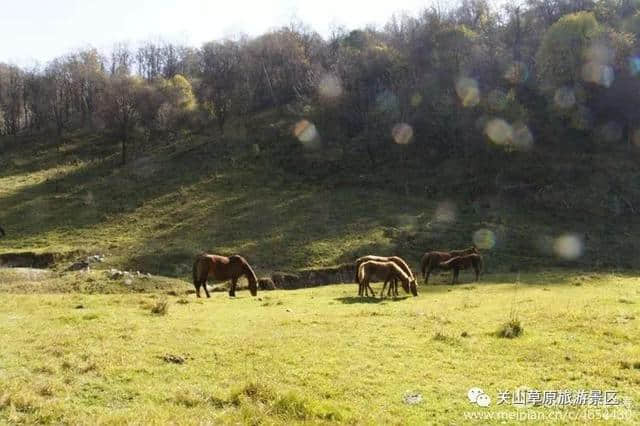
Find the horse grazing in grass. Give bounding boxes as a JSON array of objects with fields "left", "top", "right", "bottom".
[
  {"left": 438, "top": 254, "right": 483, "bottom": 284},
  {"left": 420, "top": 246, "right": 478, "bottom": 284},
  {"left": 192, "top": 254, "right": 258, "bottom": 298},
  {"left": 355, "top": 255, "right": 418, "bottom": 296},
  {"left": 357, "top": 260, "right": 412, "bottom": 298}
]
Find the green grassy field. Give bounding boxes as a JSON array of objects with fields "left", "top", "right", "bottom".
[
  {"left": 2, "top": 132, "right": 640, "bottom": 424},
  {"left": 0, "top": 271, "right": 638, "bottom": 424}
]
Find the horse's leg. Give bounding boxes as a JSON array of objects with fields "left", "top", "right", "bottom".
[
  {"left": 229, "top": 277, "right": 237, "bottom": 297},
  {"left": 425, "top": 267, "right": 431, "bottom": 284},
  {"left": 453, "top": 268, "right": 459, "bottom": 284},
  {"left": 203, "top": 279, "right": 211, "bottom": 298},
  {"left": 381, "top": 279, "right": 388, "bottom": 298},
  {"left": 194, "top": 281, "right": 201, "bottom": 298},
  {"left": 475, "top": 265, "right": 479, "bottom": 282},
  {"left": 365, "top": 279, "right": 375, "bottom": 297}
]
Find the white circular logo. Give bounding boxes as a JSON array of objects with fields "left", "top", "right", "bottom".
[
  {"left": 477, "top": 393, "right": 491, "bottom": 407},
  {"left": 468, "top": 387, "right": 484, "bottom": 403},
  {"left": 468, "top": 387, "right": 491, "bottom": 407}
]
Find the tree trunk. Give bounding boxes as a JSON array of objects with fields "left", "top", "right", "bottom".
[{"left": 121, "top": 131, "right": 127, "bottom": 165}]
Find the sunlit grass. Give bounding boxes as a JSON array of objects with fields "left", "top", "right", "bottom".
[{"left": 0, "top": 273, "right": 638, "bottom": 424}]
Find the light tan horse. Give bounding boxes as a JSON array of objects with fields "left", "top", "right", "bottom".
[
  {"left": 354, "top": 255, "right": 418, "bottom": 296},
  {"left": 192, "top": 254, "right": 258, "bottom": 297},
  {"left": 357, "top": 260, "right": 411, "bottom": 298},
  {"left": 420, "top": 246, "right": 478, "bottom": 283}
]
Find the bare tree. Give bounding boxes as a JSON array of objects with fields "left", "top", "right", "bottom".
[{"left": 101, "top": 75, "right": 139, "bottom": 164}]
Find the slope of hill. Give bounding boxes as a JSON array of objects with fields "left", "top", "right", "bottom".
[{"left": 1, "top": 119, "right": 640, "bottom": 279}]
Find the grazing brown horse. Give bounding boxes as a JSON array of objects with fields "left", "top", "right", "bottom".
[
  {"left": 420, "top": 246, "right": 478, "bottom": 284},
  {"left": 192, "top": 254, "right": 258, "bottom": 298},
  {"left": 438, "top": 254, "right": 483, "bottom": 284},
  {"left": 357, "top": 260, "right": 411, "bottom": 298},
  {"left": 354, "top": 255, "right": 418, "bottom": 296}
]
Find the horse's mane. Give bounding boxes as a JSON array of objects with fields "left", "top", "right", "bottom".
[
  {"left": 231, "top": 255, "right": 258, "bottom": 284},
  {"left": 389, "top": 262, "right": 411, "bottom": 282},
  {"left": 388, "top": 256, "right": 415, "bottom": 281}
]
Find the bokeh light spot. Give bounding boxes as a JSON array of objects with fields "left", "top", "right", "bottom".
[
  {"left": 434, "top": 200, "right": 456, "bottom": 223},
  {"left": 473, "top": 229, "right": 496, "bottom": 250},
  {"left": 553, "top": 234, "right": 583, "bottom": 260},
  {"left": 391, "top": 123, "right": 414, "bottom": 145},
  {"left": 318, "top": 74, "right": 343, "bottom": 99},
  {"left": 410, "top": 93, "right": 423, "bottom": 108},
  {"left": 293, "top": 120, "right": 321, "bottom": 149},
  {"left": 485, "top": 118, "right": 513, "bottom": 145},
  {"left": 455, "top": 77, "right": 480, "bottom": 107},
  {"left": 554, "top": 87, "right": 576, "bottom": 109},
  {"left": 83, "top": 191, "right": 94, "bottom": 206},
  {"left": 629, "top": 56, "right": 640, "bottom": 76},
  {"left": 582, "top": 62, "right": 614, "bottom": 87}
]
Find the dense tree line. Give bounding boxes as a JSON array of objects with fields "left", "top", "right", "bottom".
[{"left": 1, "top": 0, "right": 640, "bottom": 165}]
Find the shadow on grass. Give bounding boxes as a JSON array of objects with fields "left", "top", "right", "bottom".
[{"left": 335, "top": 296, "right": 411, "bottom": 304}]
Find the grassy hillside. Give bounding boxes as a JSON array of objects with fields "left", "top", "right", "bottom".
[
  {"left": 0, "top": 273, "right": 638, "bottom": 424},
  {"left": 1, "top": 128, "right": 640, "bottom": 424},
  {"left": 1, "top": 125, "right": 640, "bottom": 279}
]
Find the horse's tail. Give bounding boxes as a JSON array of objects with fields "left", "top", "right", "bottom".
[
  {"left": 420, "top": 253, "right": 428, "bottom": 278},
  {"left": 357, "top": 262, "right": 366, "bottom": 284},
  {"left": 192, "top": 256, "right": 202, "bottom": 286}
]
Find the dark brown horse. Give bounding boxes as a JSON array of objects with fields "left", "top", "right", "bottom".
[
  {"left": 420, "top": 246, "right": 478, "bottom": 284},
  {"left": 354, "top": 255, "right": 418, "bottom": 296},
  {"left": 438, "top": 254, "right": 483, "bottom": 284},
  {"left": 192, "top": 254, "right": 258, "bottom": 298},
  {"left": 357, "top": 260, "right": 412, "bottom": 298}
]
